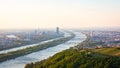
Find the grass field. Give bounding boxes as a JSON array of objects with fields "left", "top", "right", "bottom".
[{"left": 92, "top": 47, "right": 120, "bottom": 56}]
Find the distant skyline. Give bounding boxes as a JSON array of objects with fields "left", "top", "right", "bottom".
[{"left": 0, "top": 0, "right": 120, "bottom": 29}]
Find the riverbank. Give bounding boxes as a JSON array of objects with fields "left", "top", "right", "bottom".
[
  {"left": 0, "top": 31, "right": 86, "bottom": 68},
  {"left": 0, "top": 32, "right": 64, "bottom": 51},
  {"left": 25, "top": 33, "right": 120, "bottom": 68},
  {"left": 0, "top": 32, "right": 75, "bottom": 62}
]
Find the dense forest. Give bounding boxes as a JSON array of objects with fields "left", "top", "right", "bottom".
[
  {"left": 25, "top": 48, "right": 120, "bottom": 68},
  {"left": 0, "top": 32, "right": 75, "bottom": 62}
]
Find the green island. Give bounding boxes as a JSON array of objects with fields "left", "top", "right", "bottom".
[
  {"left": 25, "top": 34, "right": 120, "bottom": 68},
  {"left": 0, "top": 32, "right": 75, "bottom": 63},
  {"left": 0, "top": 32, "right": 64, "bottom": 51}
]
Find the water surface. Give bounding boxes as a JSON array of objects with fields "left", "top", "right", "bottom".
[{"left": 0, "top": 32, "right": 86, "bottom": 68}]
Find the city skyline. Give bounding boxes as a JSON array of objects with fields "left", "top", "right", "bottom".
[{"left": 0, "top": 0, "right": 120, "bottom": 29}]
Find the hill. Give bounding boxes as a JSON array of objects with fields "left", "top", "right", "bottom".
[{"left": 25, "top": 48, "right": 120, "bottom": 68}]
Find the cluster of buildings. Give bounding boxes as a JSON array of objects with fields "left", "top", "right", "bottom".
[
  {"left": 82, "top": 30, "right": 120, "bottom": 48},
  {"left": 0, "top": 27, "right": 61, "bottom": 50},
  {"left": 90, "top": 31, "right": 120, "bottom": 42}
]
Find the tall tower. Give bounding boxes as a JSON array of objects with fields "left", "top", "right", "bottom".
[
  {"left": 56, "top": 27, "right": 59, "bottom": 34},
  {"left": 90, "top": 31, "right": 93, "bottom": 37},
  {"left": 27, "top": 32, "right": 31, "bottom": 41}
]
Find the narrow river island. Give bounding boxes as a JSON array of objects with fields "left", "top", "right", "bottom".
[{"left": 0, "top": 31, "right": 86, "bottom": 68}]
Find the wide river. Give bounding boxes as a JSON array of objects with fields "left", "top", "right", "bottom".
[{"left": 0, "top": 31, "right": 86, "bottom": 68}]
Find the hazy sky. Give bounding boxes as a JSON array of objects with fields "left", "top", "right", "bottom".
[{"left": 0, "top": 0, "right": 120, "bottom": 29}]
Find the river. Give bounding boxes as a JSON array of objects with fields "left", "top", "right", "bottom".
[
  {"left": 0, "top": 32, "right": 70, "bottom": 54},
  {"left": 0, "top": 31, "right": 86, "bottom": 68}
]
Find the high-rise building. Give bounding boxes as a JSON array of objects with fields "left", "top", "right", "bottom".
[
  {"left": 26, "top": 32, "right": 31, "bottom": 41},
  {"left": 56, "top": 27, "right": 59, "bottom": 34},
  {"left": 90, "top": 31, "right": 94, "bottom": 37}
]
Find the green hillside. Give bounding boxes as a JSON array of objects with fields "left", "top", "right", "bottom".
[
  {"left": 25, "top": 48, "right": 120, "bottom": 68},
  {"left": 92, "top": 47, "right": 120, "bottom": 56}
]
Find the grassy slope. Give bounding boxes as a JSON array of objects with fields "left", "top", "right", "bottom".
[{"left": 92, "top": 47, "right": 120, "bottom": 56}]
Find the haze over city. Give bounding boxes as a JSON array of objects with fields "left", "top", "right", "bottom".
[
  {"left": 0, "top": 0, "right": 120, "bottom": 29},
  {"left": 0, "top": 0, "right": 120, "bottom": 68}
]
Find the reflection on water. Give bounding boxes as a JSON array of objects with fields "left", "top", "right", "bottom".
[{"left": 0, "top": 32, "right": 86, "bottom": 68}]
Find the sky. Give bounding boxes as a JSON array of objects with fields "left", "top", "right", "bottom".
[{"left": 0, "top": 0, "right": 120, "bottom": 29}]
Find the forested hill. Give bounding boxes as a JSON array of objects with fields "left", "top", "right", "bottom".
[{"left": 25, "top": 48, "right": 120, "bottom": 68}]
